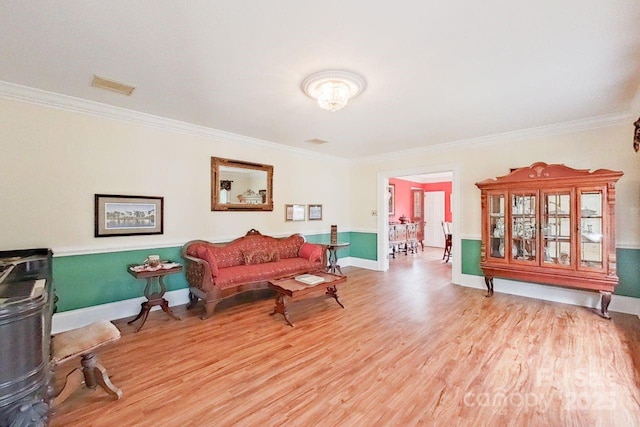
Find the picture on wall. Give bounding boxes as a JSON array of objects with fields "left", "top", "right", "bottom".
[
  {"left": 388, "top": 184, "right": 395, "bottom": 215},
  {"left": 95, "top": 194, "right": 164, "bottom": 237},
  {"left": 308, "top": 204, "right": 323, "bottom": 220},
  {"left": 285, "top": 204, "right": 305, "bottom": 221}
]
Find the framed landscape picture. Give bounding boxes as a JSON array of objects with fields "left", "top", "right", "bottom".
[{"left": 95, "top": 194, "right": 164, "bottom": 237}]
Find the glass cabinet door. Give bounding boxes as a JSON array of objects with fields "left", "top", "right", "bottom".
[
  {"left": 511, "top": 192, "right": 537, "bottom": 262},
  {"left": 542, "top": 191, "right": 572, "bottom": 267},
  {"left": 579, "top": 190, "right": 604, "bottom": 270},
  {"left": 488, "top": 193, "right": 505, "bottom": 259}
]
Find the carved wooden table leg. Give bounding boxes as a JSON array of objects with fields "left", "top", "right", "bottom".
[
  {"left": 127, "top": 302, "right": 146, "bottom": 325},
  {"left": 484, "top": 276, "right": 494, "bottom": 297},
  {"left": 128, "top": 275, "right": 181, "bottom": 332},
  {"left": 160, "top": 298, "right": 182, "bottom": 321},
  {"left": 270, "top": 294, "right": 294, "bottom": 327},
  {"left": 326, "top": 285, "right": 345, "bottom": 308},
  {"left": 599, "top": 291, "right": 612, "bottom": 319}
]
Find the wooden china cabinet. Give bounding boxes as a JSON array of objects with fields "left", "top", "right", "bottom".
[{"left": 475, "top": 162, "right": 623, "bottom": 318}]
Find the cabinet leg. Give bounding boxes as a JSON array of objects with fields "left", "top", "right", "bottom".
[
  {"left": 484, "top": 276, "right": 494, "bottom": 298},
  {"left": 599, "top": 291, "right": 612, "bottom": 319}
]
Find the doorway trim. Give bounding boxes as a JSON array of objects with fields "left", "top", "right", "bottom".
[{"left": 377, "top": 164, "right": 461, "bottom": 284}]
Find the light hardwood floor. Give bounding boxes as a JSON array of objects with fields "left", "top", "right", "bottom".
[{"left": 51, "top": 248, "right": 640, "bottom": 426}]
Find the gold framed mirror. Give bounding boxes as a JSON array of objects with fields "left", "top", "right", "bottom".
[{"left": 211, "top": 157, "right": 274, "bottom": 211}]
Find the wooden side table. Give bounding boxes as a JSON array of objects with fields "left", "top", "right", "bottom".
[
  {"left": 325, "top": 242, "right": 349, "bottom": 275},
  {"left": 127, "top": 263, "right": 182, "bottom": 332}
]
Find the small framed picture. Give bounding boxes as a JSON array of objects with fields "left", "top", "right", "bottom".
[
  {"left": 388, "top": 184, "right": 395, "bottom": 215},
  {"left": 285, "top": 204, "right": 306, "bottom": 221},
  {"left": 95, "top": 194, "right": 164, "bottom": 237},
  {"left": 308, "top": 204, "right": 323, "bottom": 220}
]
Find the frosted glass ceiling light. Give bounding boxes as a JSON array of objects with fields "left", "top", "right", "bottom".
[{"left": 302, "top": 70, "right": 365, "bottom": 112}]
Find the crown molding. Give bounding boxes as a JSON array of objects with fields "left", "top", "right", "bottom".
[
  {"left": 0, "top": 80, "right": 346, "bottom": 163},
  {"left": 1, "top": 80, "right": 632, "bottom": 164},
  {"left": 357, "top": 111, "right": 634, "bottom": 163}
]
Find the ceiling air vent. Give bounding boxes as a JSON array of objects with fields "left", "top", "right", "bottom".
[
  {"left": 305, "top": 138, "right": 328, "bottom": 145},
  {"left": 91, "top": 75, "right": 136, "bottom": 96}
]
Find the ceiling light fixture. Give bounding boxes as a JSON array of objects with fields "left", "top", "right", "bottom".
[{"left": 302, "top": 70, "right": 365, "bottom": 112}]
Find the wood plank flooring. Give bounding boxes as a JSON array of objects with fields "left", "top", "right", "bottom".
[{"left": 51, "top": 248, "right": 640, "bottom": 426}]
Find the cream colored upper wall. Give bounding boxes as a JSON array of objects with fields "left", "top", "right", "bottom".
[
  {"left": 351, "top": 123, "right": 640, "bottom": 248},
  {"left": 0, "top": 98, "right": 351, "bottom": 253},
  {"left": 3, "top": 96, "right": 638, "bottom": 254}
]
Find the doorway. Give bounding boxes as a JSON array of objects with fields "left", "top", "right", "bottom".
[{"left": 378, "top": 169, "right": 456, "bottom": 276}]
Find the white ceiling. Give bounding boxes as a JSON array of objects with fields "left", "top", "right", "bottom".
[
  {"left": 1, "top": 1, "right": 639, "bottom": 159},
  {"left": 399, "top": 172, "right": 453, "bottom": 184}
]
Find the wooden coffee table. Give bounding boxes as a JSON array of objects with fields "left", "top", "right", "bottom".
[{"left": 268, "top": 271, "right": 346, "bottom": 327}]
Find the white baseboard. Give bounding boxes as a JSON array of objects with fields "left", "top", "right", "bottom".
[
  {"left": 52, "top": 288, "right": 191, "bottom": 334},
  {"left": 342, "top": 256, "right": 378, "bottom": 271},
  {"left": 458, "top": 274, "right": 640, "bottom": 317}
]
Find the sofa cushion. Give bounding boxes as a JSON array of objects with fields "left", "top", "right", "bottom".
[
  {"left": 198, "top": 246, "right": 220, "bottom": 276},
  {"left": 242, "top": 249, "right": 279, "bottom": 265},
  {"left": 215, "top": 257, "right": 319, "bottom": 288},
  {"left": 299, "top": 242, "right": 324, "bottom": 263},
  {"left": 186, "top": 243, "right": 204, "bottom": 257},
  {"left": 210, "top": 245, "right": 245, "bottom": 269},
  {"left": 276, "top": 234, "right": 305, "bottom": 259}
]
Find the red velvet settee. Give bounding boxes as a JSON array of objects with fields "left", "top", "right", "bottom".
[{"left": 181, "top": 229, "right": 326, "bottom": 319}]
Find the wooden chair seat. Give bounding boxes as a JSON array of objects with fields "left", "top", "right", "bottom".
[{"left": 51, "top": 321, "right": 123, "bottom": 407}]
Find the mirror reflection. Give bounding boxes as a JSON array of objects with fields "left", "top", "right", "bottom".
[{"left": 211, "top": 157, "right": 273, "bottom": 211}]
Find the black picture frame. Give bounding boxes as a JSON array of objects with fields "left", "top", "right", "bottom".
[{"left": 95, "top": 194, "right": 164, "bottom": 237}]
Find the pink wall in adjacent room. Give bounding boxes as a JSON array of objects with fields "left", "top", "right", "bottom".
[
  {"left": 389, "top": 178, "right": 416, "bottom": 222},
  {"left": 389, "top": 178, "right": 452, "bottom": 223}
]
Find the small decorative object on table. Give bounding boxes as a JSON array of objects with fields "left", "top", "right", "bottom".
[
  {"left": 295, "top": 274, "right": 325, "bottom": 285},
  {"left": 145, "top": 254, "right": 160, "bottom": 267},
  {"left": 330, "top": 225, "right": 338, "bottom": 245}
]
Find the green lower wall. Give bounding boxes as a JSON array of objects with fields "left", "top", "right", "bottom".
[
  {"left": 460, "top": 238, "right": 640, "bottom": 298},
  {"left": 53, "top": 231, "right": 378, "bottom": 312},
  {"left": 461, "top": 239, "right": 483, "bottom": 276},
  {"left": 56, "top": 234, "right": 636, "bottom": 312},
  {"left": 53, "top": 247, "right": 188, "bottom": 312},
  {"left": 616, "top": 248, "right": 640, "bottom": 297}
]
